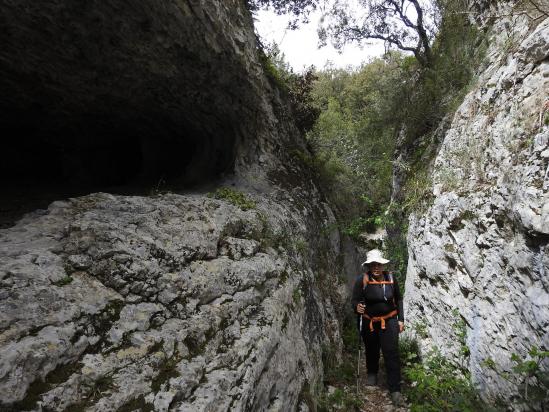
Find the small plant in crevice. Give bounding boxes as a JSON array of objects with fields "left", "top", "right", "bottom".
[
  {"left": 412, "top": 320, "right": 429, "bottom": 339},
  {"left": 451, "top": 308, "right": 471, "bottom": 365},
  {"left": 401, "top": 322, "right": 489, "bottom": 411},
  {"left": 304, "top": 315, "right": 364, "bottom": 412},
  {"left": 402, "top": 169, "right": 435, "bottom": 215},
  {"left": 208, "top": 187, "right": 256, "bottom": 211},
  {"left": 292, "top": 287, "right": 302, "bottom": 305},
  {"left": 53, "top": 275, "right": 74, "bottom": 286}
]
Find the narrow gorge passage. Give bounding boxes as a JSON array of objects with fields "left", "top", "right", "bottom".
[{"left": 1, "top": 0, "right": 548, "bottom": 411}]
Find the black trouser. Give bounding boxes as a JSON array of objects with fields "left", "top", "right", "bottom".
[{"left": 361, "top": 316, "right": 401, "bottom": 392}]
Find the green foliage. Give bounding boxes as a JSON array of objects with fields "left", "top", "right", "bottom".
[
  {"left": 452, "top": 309, "right": 471, "bottom": 360},
  {"left": 317, "top": 315, "right": 363, "bottom": 410},
  {"left": 246, "top": 0, "right": 317, "bottom": 29},
  {"left": 292, "top": 287, "right": 302, "bottom": 305},
  {"left": 413, "top": 321, "right": 429, "bottom": 340},
  {"left": 401, "top": 169, "right": 435, "bottom": 214},
  {"left": 390, "top": 0, "right": 488, "bottom": 214},
  {"left": 321, "top": 342, "right": 356, "bottom": 386},
  {"left": 291, "top": 147, "right": 367, "bottom": 225},
  {"left": 255, "top": 0, "right": 488, "bottom": 287},
  {"left": 53, "top": 276, "right": 73, "bottom": 286},
  {"left": 317, "top": 387, "right": 362, "bottom": 412},
  {"left": 320, "top": 0, "right": 436, "bottom": 68},
  {"left": 303, "top": 54, "right": 407, "bottom": 244},
  {"left": 404, "top": 350, "right": 486, "bottom": 412},
  {"left": 292, "top": 238, "right": 308, "bottom": 255},
  {"left": 400, "top": 336, "right": 422, "bottom": 366},
  {"left": 404, "top": 309, "right": 474, "bottom": 412},
  {"left": 208, "top": 187, "right": 256, "bottom": 211},
  {"left": 483, "top": 346, "right": 549, "bottom": 409},
  {"left": 259, "top": 43, "right": 320, "bottom": 134},
  {"left": 258, "top": 48, "right": 288, "bottom": 90},
  {"left": 341, "top": 317, "right": 360, "bottom": 352},
  {"left": 383, "top": 215, "right": 408, "bottom": 287},
  {"left": 341, "top": 217, "right": 371, "bottom": 240}
]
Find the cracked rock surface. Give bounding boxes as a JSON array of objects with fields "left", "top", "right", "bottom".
[
  {"left": 1, "top": 191, "right": 344, "bottom": 411},
  {"left": 0, "top": 1, "right": 352, "bottom": 409},
  {"left": 404, "top": 7, "right": 549, "bottom": 406}
]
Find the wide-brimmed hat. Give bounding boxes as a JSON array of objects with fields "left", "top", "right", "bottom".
[{"left": 362, "top": 249, "right": 390, "bottom": 266}]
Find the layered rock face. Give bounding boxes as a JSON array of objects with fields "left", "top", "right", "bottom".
[
  {"left": 0, "top": 1, "right": 348, "bottom": 411},
  {"left": 1, "top": 191, "right": 343, "bottom": 411},
  {"left": 404, "top": 4, "right": 549, "bottom": 406}
]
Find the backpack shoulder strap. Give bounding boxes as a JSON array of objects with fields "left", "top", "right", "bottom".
[{"left": 365, "top": 272, "right": 394, "bottom": 285}]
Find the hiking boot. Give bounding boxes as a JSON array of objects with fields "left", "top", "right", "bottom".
[
  {"left": 390, "top": 391, "right": 405, "bottom": 407},
  {"left": 366, "top": 373, "right": 377, "bottom": 386}
]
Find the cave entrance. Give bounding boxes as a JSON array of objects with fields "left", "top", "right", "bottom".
[{"left": 0, "top": 108, "right": 237, "bottom": 228}]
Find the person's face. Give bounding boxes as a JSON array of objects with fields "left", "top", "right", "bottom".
[{"left": 369, "top": 262, "right": 385, "bottom": 274}]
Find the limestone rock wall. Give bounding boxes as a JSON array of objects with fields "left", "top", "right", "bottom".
[
  {"left": 404, "top": 4, "right": 549, "bottom": 406},
  {"left": 0, "top": 0, "right": 347, "bottom": 411},
  {"left": 1, "top": 190, "right": 343, "bottom": 411}
]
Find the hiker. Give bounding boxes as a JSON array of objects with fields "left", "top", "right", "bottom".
[{"left": 351, "top": 249, "right": 405, "bottom": 407}]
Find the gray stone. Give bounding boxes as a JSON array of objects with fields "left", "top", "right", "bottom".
[
  {"left": 0, "top": 191, "right": 346, "bottom": 411},
  {"left": 404, "top": 9, "right": 549, "bottom": 408}
]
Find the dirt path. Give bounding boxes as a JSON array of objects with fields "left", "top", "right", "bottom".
[{"left": 355, "top": 357, "right": 409, "bottom": 412}]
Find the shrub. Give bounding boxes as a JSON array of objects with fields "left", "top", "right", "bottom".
[
  {"left": 483, "top": 346, "right": 549, "bottom": 410},
  {"left": 208, "top": 187, "right": 256, "bottom": 211},
  {"left": 400, "top": 336, "right": 421, "bottom": 367},
  {"left": 404, "top": 349, "right": 487, "bottom": 412},
  {"left": 259, "top": 42, "right": 320, "bottom": 134},
  {"left": 317, "top": 387, "right": 362, "bottom": 412}
]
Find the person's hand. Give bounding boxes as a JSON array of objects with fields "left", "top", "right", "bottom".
[
  {"left": 356, "top": 304, "right": 365, "bottom": 314},
  {"left": 398, "top": 321, "right": 405, "bottom": 333}
]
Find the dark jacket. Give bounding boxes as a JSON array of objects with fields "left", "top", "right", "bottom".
[{"left": 351, "top": 272, "right": 404, "bottom": 322}]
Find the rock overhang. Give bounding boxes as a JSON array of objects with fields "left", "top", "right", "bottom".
[{"left": 0, "top": 0, "right": 263, "bottom": 189}]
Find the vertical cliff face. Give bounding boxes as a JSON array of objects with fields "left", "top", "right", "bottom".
[
  {"left": 404, "top": 2, "right": 548, "bottom": 405},
  {"left": 0, "top": 1, "right": 348, "bottom": 411}
]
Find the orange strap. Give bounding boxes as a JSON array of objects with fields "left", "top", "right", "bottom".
[
  {"left": 362, "top": 274, "right": 394, "bottom": 287},
  {"left": 362, "top": 310, "right": 398, "bottom": 332}
]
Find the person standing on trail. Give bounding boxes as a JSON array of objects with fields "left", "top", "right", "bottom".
[{"left": 351, "top": 249, "right": 405, "bottom": 407}]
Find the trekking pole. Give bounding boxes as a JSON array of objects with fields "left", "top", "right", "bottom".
[
  {"left": 357, "top": 345, "right": 361, "bottom": 395},
  {"left": 356, "top": 313, "right": 363, "bottom": 395}
]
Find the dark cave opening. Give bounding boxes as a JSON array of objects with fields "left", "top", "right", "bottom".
[
  {"left": 0, "top": 0, "right": 257, "bottom": 228},
  {"left": 0, "top": 108, "right": 237, "bottom": 228}
]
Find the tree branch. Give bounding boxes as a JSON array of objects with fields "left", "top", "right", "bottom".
[
  {"left": 408, "top": 0, "right": 432, "bottom": 65},
  {"left": 387, "top": 0, "right": 418, "bottom": 29},
  {"left": 525, "top": 0, "right": 549, "bottom": 17}
]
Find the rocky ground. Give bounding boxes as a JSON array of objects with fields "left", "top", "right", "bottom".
[
  {"left": 357, "top": 375, "right": 409, "bottom": 412},
  {"left": 326, "top": 361, "right": 409, "bottom": 412}
]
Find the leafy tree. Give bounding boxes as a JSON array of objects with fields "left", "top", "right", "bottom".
[
  {"left": 260, "top": 42, "right": 320, "bottom": 133},
  {"left": 246, "top": 0, "right": 319, "bottom": 27},
  {"left": 305, "top": 53, "right": 409, "bottom": 233},
  {"left": 320, "top": 0, "right": 438, "bottom": 67},
  {"left": 249, "top": 0, "right": 438, "bottom": 67}
]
